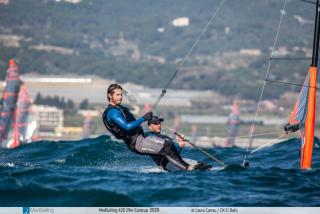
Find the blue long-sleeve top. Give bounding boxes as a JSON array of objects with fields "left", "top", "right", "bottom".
[{"left": 106, "top": 108, "right": 145, "bottom": 131}]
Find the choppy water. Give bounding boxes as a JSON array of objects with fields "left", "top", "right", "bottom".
[{"left": 0, "top": 135, "right": 319, "bottom": 206}]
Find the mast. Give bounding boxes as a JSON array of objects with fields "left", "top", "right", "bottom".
[
  {"left": 311, "top": 0, "right": 320, "bottom": 67},
  {"left": 301, "top": 0, "right": 320, "bottom": 169}
]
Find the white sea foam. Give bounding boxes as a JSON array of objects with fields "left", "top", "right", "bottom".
[{"left": 0, "top": 162, "right": 15, "bottom": 167}]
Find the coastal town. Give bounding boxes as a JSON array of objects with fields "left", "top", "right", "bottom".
[
  {"left": 1, "top": 0, "right": 320, "bottom": 210},
  {"left": 0, "top": 69, "right": 294, "bottom": 148}
]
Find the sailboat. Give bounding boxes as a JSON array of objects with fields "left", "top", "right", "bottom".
[
  {"left": 0, "top": 59, "right": 21, "bottom": 148},
  {"left": 0, "top": 59, "right": 38, "bottom": 149},
  {"left": 8, "top": 84, "right": 38, "bottom": 148},
  {"left": 283, "top": 0, "right": 320, "bottom": 169},
  {"left": 149, "top": 0, "right": 320, "bottom": 170},
  {"left": 225, "top": 100, "right": 241, "bottom": 147}
]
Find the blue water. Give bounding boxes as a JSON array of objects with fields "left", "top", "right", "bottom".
[{"left": 0, "top": 135, "right": 319, "bottom": 206}]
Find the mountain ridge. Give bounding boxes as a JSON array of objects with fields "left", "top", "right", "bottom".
[{"left": 0, "top": 0, "right": 315, "bottom": 100}]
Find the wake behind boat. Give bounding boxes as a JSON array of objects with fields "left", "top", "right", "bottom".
[{"left": 141, "top": 158, "right": 225, "bottom": 173}]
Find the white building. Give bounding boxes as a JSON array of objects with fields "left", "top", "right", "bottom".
[
  {"left": 54, "top": 0, "right": 81, "bottom": 3},
  {"left": 0, "top": 0, "right": 10, "bottom": 5},
  {"left": 65, "top": 0, "right": 81, "bottom": 3},
  {"left": 21, "top": 76, "right": 92, "bottom": 84},
  {"left": 33, "top": 105, "right": 64, "bottom": 137},
  {"left": 172, "top": 17, "right": 190, "bottom": 27},
  {"left": 239, "top": 49, "right": 262, "bottom": 56}
]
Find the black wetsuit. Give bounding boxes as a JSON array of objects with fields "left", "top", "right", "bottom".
[{"left": 145, "top": 131, "right": 190, "bottom": 171}]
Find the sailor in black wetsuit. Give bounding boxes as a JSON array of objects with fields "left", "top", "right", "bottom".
[
  {"left": 146, "top": 116, "right": 191, "bottom": 171},
  {"left": 102, "top": 83, "right": 194, "bottom": 171}
]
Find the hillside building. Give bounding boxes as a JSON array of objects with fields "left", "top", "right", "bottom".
[{"left": 33, "top": 105, "right": 64, "bottom": 137}]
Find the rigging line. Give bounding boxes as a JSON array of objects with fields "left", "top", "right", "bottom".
[
  {"left": 298, "top": 0, "right": 318, "bottom": 5},
  {"left": 270, "top": 57, "right": 313, "bottom": 60},
  {"left": 162, "top": 125, "right": 228, "bottom": 167},
  {"left": 265, "top": 79, "right": 320, "bottom": 90},
  {"left": 214, "top": 149, "right": 267, "bottom": 167},
  {"left": 250, "top": 133, "right": 287, "bottom": 154},
  {"left": 211, "top": 131, "right": 287, "bottom": 143},
  {"left": 246, "top": 132, "right": 302, "bottom": 167},
  {"left": 152, "top": 0, "right": 226, "bottom": 110},
  {"left": 234, "top": 131, "right": 286, "bottom": 139},
  {"left": 243, "top": 0, "right": 289, "bottom": 166},
  {"left": 222, "top": 131, "right": 297, "bottom": 164}
]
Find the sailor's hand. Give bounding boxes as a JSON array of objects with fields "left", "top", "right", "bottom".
[
  {"left": 187, "top": 165, "right": 194, "bottom": 171},
  {"left": 179, "top": 141, "right": 186, "bottom": 148},
  {"left": 176, "top": 135, "right": 186, "bottom": 148},
  {"left": 143, "top": 111, "right": 153, "bottom": 121}
]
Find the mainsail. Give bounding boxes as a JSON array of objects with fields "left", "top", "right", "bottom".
[
  {"left": 0, "top": 59, "right": 37, "bottom": 148},
  {"left": 284, "top": 73, "right": 310, "bottom": 133},
  {"left": 285, "top": 0, "right": 320, "bottom": 169},
  {"left": 285, "top": 67, "right": 317, "bottom": 169},
  {"left": 10, "top": 84, "right": 37, "bottom": 148},
  {"left": 0, "top": 59, "right": 21, "bottom": 148}
]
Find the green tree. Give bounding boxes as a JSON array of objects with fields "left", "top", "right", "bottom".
[
  {"left": 66, "top": 99, "right": 75, "bottom": 110},
  {"left": 34, "top": 92, "right": 43, "bottom": 105},
  {"left": 79, "top": 99, "right": 89, "bottom": 110}
]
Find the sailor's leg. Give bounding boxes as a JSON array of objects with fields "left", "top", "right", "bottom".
[
  {"left": 167, "top": 141, "right": 183, "bottom": 157},
  {"left": 150, "top": 155, "right": 168, "bottom": 168},
  {"left": 160, "top": 140, "right": 189, "bottom": 170},
  {"left": 135, "top": 135, "right": 190, "bottom": 170}
]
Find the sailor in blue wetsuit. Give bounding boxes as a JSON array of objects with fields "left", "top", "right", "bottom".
[{"left": 102, "top": 83, "right": 194, "bottom": 171}]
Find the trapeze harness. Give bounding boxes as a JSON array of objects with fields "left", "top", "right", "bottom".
[{"left": 102, "top": 105, "right": 143, "bottom": 153}]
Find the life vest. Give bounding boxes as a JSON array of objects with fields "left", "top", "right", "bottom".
[
  {"left": 145, "top": 131, "right": 171, "bottom": 142},
  {"left": 102, "top": 105, "right": 142, "bottom": 144}
]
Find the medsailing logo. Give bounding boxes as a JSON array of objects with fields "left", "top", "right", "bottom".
[{"left": 23, "top": 207, "right": 30, "bottom": 214}]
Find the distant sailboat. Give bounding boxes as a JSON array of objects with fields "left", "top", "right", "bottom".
[
  {"left": 82, "top": 114, "right": 92, "bottom": 139},
  {"left": 191, "top": 124, "right": 198, "bottom": 144},
  {"left": 0, "top": 59, "right": 21, "bottom": 148},
  {"left": 12, "top": 84, "right": 38, "bottom": 148},
  {"left": 0, "top": 59, "right": 37, "bottom": 148},
  {"left": 225, "top": 100, "right": 241, "bottom": 147}
]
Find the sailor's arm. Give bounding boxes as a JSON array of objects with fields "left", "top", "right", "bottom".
[
  {"left": 175, "top": 134, "right": 186, "bottom": 148},
  {"left": 107, "top": 109, "right": 150, "bottom": 131}
]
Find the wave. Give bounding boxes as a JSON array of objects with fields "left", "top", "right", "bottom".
[
  {"left": 0, "top": 187, "right": 140, "bottom": 206},
  {"left": 0, "top": 135, "right": 156, "bottom": 171},
  {"left": 0, "top": 135, "right": 319, "bottom": 171},
  {"left": 0, "top": 136, "right": 320, "bottom": 206}
]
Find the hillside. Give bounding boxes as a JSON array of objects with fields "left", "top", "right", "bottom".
[{"left": 0, "top": 0, "right": 316, "bottom": 100}]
